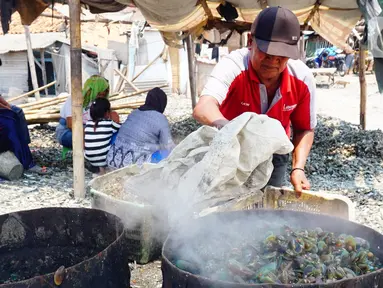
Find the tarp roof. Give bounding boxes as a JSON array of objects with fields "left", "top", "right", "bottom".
[
  {"left": 0, "top": 32, "right": 65, "bottom": 54},
  {"left": 6, "top": 1, "right": 381, "bottom": 49},
  {"left": 128, "top": 0, "right": 364, "bottom": 48}
]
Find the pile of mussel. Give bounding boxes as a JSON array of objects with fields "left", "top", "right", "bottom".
[{"left": 174, "top": 226, "right": 382, "bottom": 284}]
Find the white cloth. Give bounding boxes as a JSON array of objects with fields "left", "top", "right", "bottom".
[
  {"left": 60, "top": 95, "right": 91, "bottom": 124},
  {"left": 124, "top": 112, "right": 294, "bottom": 223}
]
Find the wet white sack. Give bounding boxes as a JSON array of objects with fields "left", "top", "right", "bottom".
[{"left": 124, "top": 112, "right": 293, "bottom": 221}]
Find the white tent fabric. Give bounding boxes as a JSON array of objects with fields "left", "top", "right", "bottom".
[{"left": 115, "top": 0, "right": 363, "bottom": 48}]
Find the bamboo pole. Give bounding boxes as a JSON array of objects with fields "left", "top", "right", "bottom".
[
  {"left": 69, "top": 0, "right": 85, "bottom": 198},
  {"left": 114, "top": 68, "right": 140, "bottom": 92},
  {"left": 115, "top": 66, "right": 127, "bottom": 92},
  {"left": 24, "top": 108, "right": 60, "bottom": 115},
  {"left": 186, "top": 35, "right": 197, "bottom": 109},
  {"left": 114, "top": 109, "right": 133, "bottom": 114},
  {"left": 359, "top": 47, "right": 366, "bottom": 130},
  {"left": 109, "top": 84, "right": 168, "bottom": 102},
  {"left": 20, "top": 92, "right": 68, "bottom": 109},
  {"left": 111, "top": 102, "right": 144, "bottom": 110},
  {"left": 40, "top": 49, "right": 48, "bottom": 96},
  {"left": 25, "top": 113, "right": 60, "bottom": 122},
  {"left": 23, "top": 97, "right": 66, "bottom": 111},
  {"left": 8, "top": 81, "right": 57, "bottom": 103},
  {"left": 132, "top": 47, "right": 164, "bottom": 82},
  {"left": 24, "top": 25, "right": 40, "bottom": 101}
]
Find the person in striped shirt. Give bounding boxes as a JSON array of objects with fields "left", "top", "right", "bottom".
[{"left": 84, "top": 98, "right": 121, "bottom": 175}]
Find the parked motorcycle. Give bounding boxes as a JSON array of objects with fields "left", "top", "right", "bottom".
[
  {"left": 305, "top": 57, "right": 319, "bottom": 69},
  {"left": 334, "top": 54, "right": 347, "bottom": 77},
  {"left": 320, "top": 49, "right": 346, "bottom": 76}
]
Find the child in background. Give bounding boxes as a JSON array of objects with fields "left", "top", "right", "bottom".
[{"left": 84, "top": 98, "right": 121, "bottom": 175}]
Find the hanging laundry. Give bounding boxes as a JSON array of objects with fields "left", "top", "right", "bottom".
[
  {"left": 195, "top": 43, "right": 201, "bottom": 55},
  {"left": 212, "top": 46, "right": 219, "bottom": 62},
  {"left": 0, "top": 0, "right": 16, "bottom": 34}
]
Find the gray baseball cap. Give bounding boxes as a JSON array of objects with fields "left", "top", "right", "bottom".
[{"left": 251, "top": 6, "right": 300, "bottom": 59}]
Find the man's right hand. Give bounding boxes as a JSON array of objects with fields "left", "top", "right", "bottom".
[
  {"left": 193, "top": 96, "right": 227, "bottom": 127},
  {"left": 212, "top": 119, "right": 230, "bottom": 129}
]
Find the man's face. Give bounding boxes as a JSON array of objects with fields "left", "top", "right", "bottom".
[{"left": 250, "top": 40, "right": 289, "bottom": 80}]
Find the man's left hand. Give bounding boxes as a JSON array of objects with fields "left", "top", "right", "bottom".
[{"left": 290, "top": 169, "right": 310, "bottom": 198}]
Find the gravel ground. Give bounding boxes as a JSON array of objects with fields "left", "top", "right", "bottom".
[{"left": 0, "top": 74, "right": 382, "bottom": 287}]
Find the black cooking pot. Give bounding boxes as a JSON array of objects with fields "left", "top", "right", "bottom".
[
  {"left": 0, "top": 208, "right": 130, "bottom": 288},
  {"left": 162, "top": 209, "right": 383, "bottom": 288}
]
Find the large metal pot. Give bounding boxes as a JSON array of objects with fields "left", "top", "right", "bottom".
[
  {"left": 0, "top": 208, "right": 130, "bottom": 288},
  {"left": 162, "top": 209, "right": 383, "bottom": 287}
]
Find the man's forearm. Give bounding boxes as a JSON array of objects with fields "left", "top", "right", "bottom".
[
  {"left": 292, "top": 130, "right": 314, "bottom": 169},
  {"left": 193, "top": 96, "right": 227, "bottom": 126}
]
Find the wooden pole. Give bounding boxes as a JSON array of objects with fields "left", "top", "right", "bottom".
[
  {"left": 109, "top": 84, "right": 168, "bottom": 102},
  {"left": 19, "top": 91, "right": 67, "bottom": 109},
  {"left": 40, "top": 49, "right": 48, "bottom": 96},
  {"left": 25, "top": 113, "right": 61, "bottom": 124},
  {"left": 69, "top": 0, "right": 85, "bottom": 198},
  {"left": 359, "top": 47, "right": 367, "bottom": 130},
  {"left": 24, "top": 108, "right": 60, "bottom": 115},
  {"left": 132, "top": 48, "right": 164, "bottom": 82},
  {"left": 111, "top": 102, "right": 144, "bottom": 110},
  {"left": 186, "top": 35, "right": 197, "bottom": 109},
  {"left": 8, "top": 81, "right": 57, "bottom": 103},
  {"left": 114, "top": 68, "right": 140, "bottom": 92},
  {"left": 23, "top": 97, "right": 66, "bottom": 111},
  {"left": 24, "top": 25, "right": 40, "bottom": 101}
]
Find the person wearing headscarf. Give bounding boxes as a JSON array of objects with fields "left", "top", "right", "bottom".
[
  {"left": 0, "top": 95, "right": 49, "bottom": 175},
  {"left": 107, "top": 87, "right": 175, "bottom": 169},
  {"left": 55, "top": 75, "right": 119, "bottom": 148}
]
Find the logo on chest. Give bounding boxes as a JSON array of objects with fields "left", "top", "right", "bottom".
[
  {"left": 283, "top": 104, "right": 297, "bottom": 112},
  {"left": 241, "top": 102, "right": 250, "bottom": 107}
]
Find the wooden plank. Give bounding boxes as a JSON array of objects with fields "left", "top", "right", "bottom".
[
  {"left": 310, "top": 68, "right": 337, "bottom": 74},
  {"left": 115, "top": 66, "right": 127, "bottom": 92},
  {"left": 19, "top": 92, "right": 68, "bottom": 109},
  {"left": 40, "top": 49, "right": 48, "bottom": 96},
  {"left": 24, "top": 108, "right": 60, "bottom": 115},
  {"left": 111, "top": 101, "right": 144, "bottom": 110},
  {"left": 24, "top": 25, "right": 40, "bottom": 101},
  {"left": 359, "top": 47, "right": 366, "bottom": 130},
  {"left": 114, "top": 68, "right": 140, "bottom": 92},
  {"left": 7, "top": 81, "right": 57, "bottom": 103},
  {"left": 23, "top": 97, "right": 66, "bottom": 111},
  {"left": 26, "top": 113, "right": 61, "bottom": 125},
  {"left": 132, "top": 48, "right": 164, "bottom": 82},
  {"left": 109, "top": 84, "right": 168, "bottom": 102},
  {"left": 69, "top": 0, "right": 85, "bottom": 198}
]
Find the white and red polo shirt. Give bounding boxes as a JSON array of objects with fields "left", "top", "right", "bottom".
[{"left": 201, "top": 48, "right": 317, "bottom": 137}]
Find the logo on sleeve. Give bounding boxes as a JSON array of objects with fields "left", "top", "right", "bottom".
[{"left": 283, "top": 104, "right": 297, "bottom": 111}]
